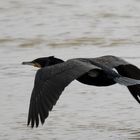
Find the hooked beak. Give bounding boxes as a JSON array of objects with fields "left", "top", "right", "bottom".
[{"left": 22, "top": 61, "right": 41, "bottom": 68}]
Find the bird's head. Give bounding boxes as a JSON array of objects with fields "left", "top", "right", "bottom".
[{"left": 22, "top": 56, "right": 64, "bottom": 68}]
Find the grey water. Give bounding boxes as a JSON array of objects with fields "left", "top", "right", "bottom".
[{"left": 0, "top": 0, "right": 140, "bottom": 139}]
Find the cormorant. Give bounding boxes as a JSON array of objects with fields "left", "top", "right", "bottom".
[{"left": 22, "top": 55, "right": 140, "bottom": 128}]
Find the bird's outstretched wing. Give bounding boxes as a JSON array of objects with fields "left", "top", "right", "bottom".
[
  {"left": 28, "top": 59, "right": 98, "bottom": 128},
  {"left": 91, "top": 55, "right": 140, "bottom": 104},
  {"left": 115, "top": 64, "right": 140, "bottom": 104}
]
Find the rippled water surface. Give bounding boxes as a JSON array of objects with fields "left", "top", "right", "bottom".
[{"left": 0, "top": 0, "right": 140, "bottom": 140}]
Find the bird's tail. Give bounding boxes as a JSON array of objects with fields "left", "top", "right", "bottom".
[{"left": 115, "top": 76, "right": 140, "bottom": 86}]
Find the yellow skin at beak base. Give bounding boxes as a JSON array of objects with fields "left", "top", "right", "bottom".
[{"left": 33, "top": 63, "right": 42, "bottom": 68}]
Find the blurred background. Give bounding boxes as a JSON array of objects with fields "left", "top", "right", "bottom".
[{"left": 0, "top": 0, "right": 140, "bottom": 139}]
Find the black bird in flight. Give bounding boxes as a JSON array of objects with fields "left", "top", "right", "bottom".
[{"left": 22, "top": 55, "right": 140, "bottom": 128}]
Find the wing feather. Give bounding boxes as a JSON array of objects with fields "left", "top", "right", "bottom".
[
  {"left": 92, "top": 55, "right": 128, "bottom": 68},
  {"left": 91, "top": 55, "right": 140, "bottom": 104},
  {"left": 28, "top": 59, "right": 97, "bottom": 127},
  {"left": 115, "top": 64, "right": 140, "bottom": 104}
]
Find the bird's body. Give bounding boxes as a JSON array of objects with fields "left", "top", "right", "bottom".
[{"left": 22, "top": 55, "right": 140, "bottom": 128}]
